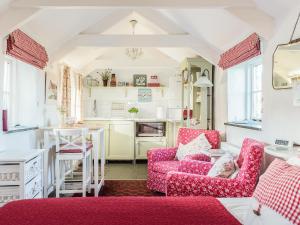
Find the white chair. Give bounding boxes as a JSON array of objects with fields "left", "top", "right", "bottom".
[{"left": 54, "top": 128, "right": 92, "bottom": 197}]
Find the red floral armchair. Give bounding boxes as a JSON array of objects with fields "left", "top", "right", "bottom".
[
  {"left": 147, "top": 128, "right": 221, "bottom": 193},
  {"left": 166, "top": 138, "right": 264, "bottom": 197}
]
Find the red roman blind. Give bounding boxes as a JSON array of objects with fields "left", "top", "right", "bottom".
[
  {"left": 218, "top": 33, "right": 261, "bottom": 70},
  {"left": 6, "top": 29, "right": 48, "bottom": 69}
]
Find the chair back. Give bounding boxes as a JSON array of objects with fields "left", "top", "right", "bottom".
[
  {"left": 236, "top": 138, "right": 264, "bottom": 188},
  {"left": 54, "top": 128, "right": 89, "bottom": 153},
  {"left": 176, "top": 128, "right": 221, "bottom": 149}
]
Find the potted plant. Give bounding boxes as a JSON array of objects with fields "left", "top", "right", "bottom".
[
  {"left": 98, "top": 69, "right": 112, "bottom": 87},
  {"left": 128, "top": 107, "right": 139, "bottom": 118}
]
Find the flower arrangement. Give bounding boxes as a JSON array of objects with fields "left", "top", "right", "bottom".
[
  {"left": 99, "top": 69, "right": 112, "bottom": 81},
  {"left": 97, "top": 69, "right": 112, "bottom": 86}
]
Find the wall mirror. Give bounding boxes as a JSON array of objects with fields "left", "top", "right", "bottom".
[
  {"left": 273, "top": 39, "right": 300, "bottom": 89},
  {"left": 273, "top": 13, "right": 300, "bottom": 89}
]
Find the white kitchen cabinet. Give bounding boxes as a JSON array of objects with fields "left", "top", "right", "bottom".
[
  {"left": 108, "top": 121, "right": 134, "bottom": 160},
  {"left": 135, "top": 137, "right": 167, "bottom": 160}
]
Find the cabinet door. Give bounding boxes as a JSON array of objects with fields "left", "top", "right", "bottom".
[
  {"left": 108, "top": 123, "right": 134, "bottom": 160},
  {"left": 136, "top": 141, "right": 167, "bottom": 160}
]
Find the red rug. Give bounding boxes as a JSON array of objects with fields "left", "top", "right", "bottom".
[{"left": 101, "top": 180, "right": 164, "bottom": 196}]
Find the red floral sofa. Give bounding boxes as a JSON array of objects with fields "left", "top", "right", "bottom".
[
  {"left": 147, "top": 128, "right": 221, "bottom": 193},
  {"left": 166, "top": 138, "right": 264, "bottom": 197}
]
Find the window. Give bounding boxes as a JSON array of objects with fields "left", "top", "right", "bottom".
[
  {"left": 2, "top": 59, "right": 15, "bottom": 127},
  {"left": 249, "top": 63, "right": 262, "bottom": 121},
  {"left": 2, "top": 57, "right": 42, "bottom": 130},
  {"left": 227, "top": 57, "right": 263, "bottom": 124}
]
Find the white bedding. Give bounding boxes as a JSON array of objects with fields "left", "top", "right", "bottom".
[{"left": 218, "top": 197, "right": 293, "bottom": 225}]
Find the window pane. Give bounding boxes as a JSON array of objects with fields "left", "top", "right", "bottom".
[
  {"left": 227, "top": 66, "right": 247, "bottom": 121},
  {"left": 253, "top": 64, "right": 262, "bottom": 91},
  {"left": 252, "top": 92, "right": 262, "bottom": 120},
  {"left": 3, "top": 61, "right": 11, "bottom": 92}
]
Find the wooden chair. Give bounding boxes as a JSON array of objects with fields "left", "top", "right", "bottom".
[{"left": 54, "top": 128, "right": 92, "bottom": 197}]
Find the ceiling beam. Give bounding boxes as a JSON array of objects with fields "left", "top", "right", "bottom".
[
  {"left": 13, "top": 0, "right": 255, "bottom": 9},
  {"left": 157, "top": 10, "right": 221, "bottom": 63},
  {"left": 0, "top": 7, "right": 40, "bottom": 38},
  {"left": 81, "top": 9, "right": 133, "bottom": 34},
  {"left": 53, "top": 34, "right": 219, "bottom": 64},
  {"left": 133, "top": 9, "right": 186, "bottom": 34},
  {"left": 69, "top": 34, "right": 206, "bottom": 47},
  {"left": 50, "top": 8, "right": 130, "bottom": 62},
  {"left": 226, "top": 6, "right": 274, "bottom": 40}
]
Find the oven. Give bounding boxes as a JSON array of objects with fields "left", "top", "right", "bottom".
[{"left": 136, "top": 122, "right": 166, "bottom": 137}]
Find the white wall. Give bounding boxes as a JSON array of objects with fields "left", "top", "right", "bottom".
[
  {"left": 215, "top": 6, "right": 300, "bottom": 146},
  {"left": 83, "top": 67, "right": 181, "bottom": 119}
]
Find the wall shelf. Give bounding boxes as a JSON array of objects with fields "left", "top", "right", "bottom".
[{"left": 85, "top": 86, "right": 166, "bottom": 98}]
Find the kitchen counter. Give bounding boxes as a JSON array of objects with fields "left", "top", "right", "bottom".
[{"left": 83, "top": 117, "right": 181, "bottom": 122}]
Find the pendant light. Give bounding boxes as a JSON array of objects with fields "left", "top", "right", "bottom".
[{"left": 194, "top": 69, "right": 213, "bottom": 87}]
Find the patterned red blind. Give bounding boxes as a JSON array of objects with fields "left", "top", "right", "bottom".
[
  {"left": 6, "top": 29, "right": 48, "bottom": 69},
  {"left": 218, "top": 33, "right": 261, "bottom": 70}
]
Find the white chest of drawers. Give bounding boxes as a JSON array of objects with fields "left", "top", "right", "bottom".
[{"left": 0, "top": 149, "right": 47, "bottom": 206}]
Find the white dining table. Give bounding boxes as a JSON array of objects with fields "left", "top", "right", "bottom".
[{"left": 42, "top": 125, "right": 105, "bottom": 197}]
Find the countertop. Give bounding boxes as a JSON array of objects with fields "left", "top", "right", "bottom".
[{"left": 83, "top": 117, "right": 181, "bottom": 122}]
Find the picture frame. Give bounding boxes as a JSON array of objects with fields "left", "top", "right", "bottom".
[
  {"left": 138, "top": 88, "right": 152, "bottom": 103},
  {"left": 45, "top": 72, "right": 58, "bottom": 105},
  {"left": 133, "top": 74, "right": 147, "bottom": 87}
]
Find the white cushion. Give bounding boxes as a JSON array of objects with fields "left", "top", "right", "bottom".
[
  {"left": 176, "top": 133, "right": 212, "bottom": 161},
  {"left": 207, "top": 153, "right": 236, "bottom": 178}
]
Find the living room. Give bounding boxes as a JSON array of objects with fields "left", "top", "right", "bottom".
[{"left": 0, "top": 1, "right": 300, "bottom": 225}]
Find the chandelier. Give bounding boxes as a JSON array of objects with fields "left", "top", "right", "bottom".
[{"left": 125, "top": 20, "right": 143, "bottom": 60}]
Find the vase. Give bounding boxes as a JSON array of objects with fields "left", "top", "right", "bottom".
[
  {"left": 103, "top": 80, "right": 108, "bottom": 87},
  {"left": 110, "top": 74, "right": 116, "bottom": 87}
]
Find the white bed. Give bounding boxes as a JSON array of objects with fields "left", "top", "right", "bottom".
[{"left": 218, "top": 197, "right": 293, "bottom": 225}]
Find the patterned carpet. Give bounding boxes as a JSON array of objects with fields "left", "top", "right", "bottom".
[{"left": 100, "top": 180, "right": 164, "bottom": 197}]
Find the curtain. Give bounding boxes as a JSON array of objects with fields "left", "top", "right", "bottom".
[
  {"left": 61, "top": 66, "right": 71, "bottom": 117},
  {"left": 6, "top": 29, "right": 48, "bottom": 69},
  {"left": 218, "top": 33, "right": 261, "bottom": 70},
  {"left": 75, "top": 73, "right": 83, "bottom": 121}
]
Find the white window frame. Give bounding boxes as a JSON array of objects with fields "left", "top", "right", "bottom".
[
  {"left": 247, "top": 61, "right": 262, "bottom": 121},
  {"left": 228, "top": 56, "right": 263, "bottom": 123},
  {"left": 2, "top": 57, "right": 17, "bottom": 128},
  {"left": 245, "top": 58, "right": 262, "bottom": 122}
]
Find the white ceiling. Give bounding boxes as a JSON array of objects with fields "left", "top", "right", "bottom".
[{"left": 0, "top": 0, "right": 300, "bottom": 73}]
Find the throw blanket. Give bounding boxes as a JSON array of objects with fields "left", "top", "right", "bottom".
[{"left": 0, "top": 197, "right": 241, "bottom": 225}]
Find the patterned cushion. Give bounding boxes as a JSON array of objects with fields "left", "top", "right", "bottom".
[
  {"left": 152, "top": 161, "right": 180, "bottom": 174},
  {"left": 254, "top": 159, "right": 300, "bottom": 225},
  {"left": 207, "top": 153, "right": 236, "bottom": 178},
  {"left": 176, "top": 128, "right": 220, "bottom": 149},
  {"left": 176, "top": 133, "right": 212, "bottom": 160},
  {"left": 59, "top": 142, "right": 93, "bottom": 153}
]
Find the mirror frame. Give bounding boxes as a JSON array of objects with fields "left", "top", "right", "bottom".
[{"left": 272, "top": 38, "right": 300, "bottom": 90}]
